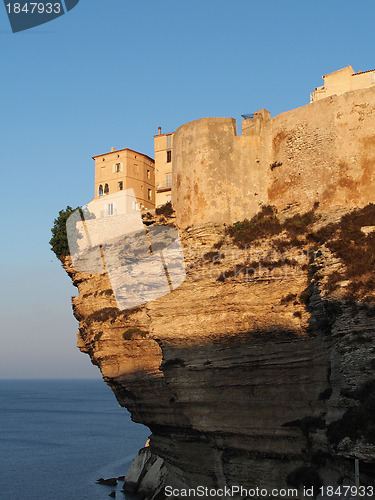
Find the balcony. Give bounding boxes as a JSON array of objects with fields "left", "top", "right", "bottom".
[{"left": 156, "top": 183, "right": 172, "bottom": 193}]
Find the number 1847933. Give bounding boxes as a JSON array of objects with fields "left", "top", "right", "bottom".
[{"left": 5, "top": 3, "right": 62, "bottom": 14}]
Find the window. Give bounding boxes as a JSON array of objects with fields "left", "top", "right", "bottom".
[
  {"left": 132, "top": 201, "right": 140, "bottom": 211},
  {"left": 104, "top": 183, "right": 109, "bottom": 195},
  {"left": 113, "top": 163, "right": 122, "bottom": 173},
  {"left": 118, "top": 181, "right": 123, "bottom": 191},
  {"left": 98, "top": 185, "right": 103, "bottom": 197},
  {"left": 107, "top": 203, "right": 114, "bottom": 216},
  {"left": 166, "top": 173, "right": 172, "bottom": 187},
  {"left": 166, "top": 134, "right": 172, "bottom": 148},
  {"left": 148, "top": 188, "right": 152, "bottom": 201},
  {"left": 147, "top": 169, "right": 151, "bottom": 179},
  {"left": 167, "top": 150, "right": 172, "bottom": 163}
]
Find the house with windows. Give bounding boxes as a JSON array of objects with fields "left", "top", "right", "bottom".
[
  {"left": 154, "top": 127, "right": 174, "bottom": 207},
  {"left": 92, "top": 146, "right": 155, "bottom": 212},
  {"left": 310, "top": 65, "right": 375, "bottom": 102}
]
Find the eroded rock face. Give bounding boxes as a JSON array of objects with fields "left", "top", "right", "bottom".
[{"left": 63, "top": 210, "right": 375, "bottom": 496}]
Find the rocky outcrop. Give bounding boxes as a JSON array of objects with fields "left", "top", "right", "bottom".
[
  {"left": 123, "top": 447, "right": 189, "bottom": 499},
  {"left": 63, "top": 208, "right": 375, "bottom": 498}
]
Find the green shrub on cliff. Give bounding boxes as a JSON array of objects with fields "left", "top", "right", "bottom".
[
  {"left": 227, "top": 205, "right": 281, "bottom": 246},
  {"left": 155, "top": 201, "right": 174, "bottom": 217},
  {"left": 226, "top": 204, "right": 319, "bottom": 247},
  {"left": 49, "top": 206, "right": 95, "bottom": 261},
  {"left": 308, "top": 203, "right": 375, "bottom": 300}
]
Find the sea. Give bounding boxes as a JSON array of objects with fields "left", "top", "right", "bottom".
[{"left": 0, "top": 379, "right": 150, "bottom": 500}]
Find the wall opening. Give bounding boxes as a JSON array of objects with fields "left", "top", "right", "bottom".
[{"left": 235, "top": 119, "right": 242, "bottom": 136}]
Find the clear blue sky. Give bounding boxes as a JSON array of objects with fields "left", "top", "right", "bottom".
[{"left": 1, "top": 0, "right": 374, "bottom": 378}]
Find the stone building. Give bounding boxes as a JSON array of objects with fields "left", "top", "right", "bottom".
[
  {"left": 154, "top": 127, "right": 174, "bottom": 207},
  {"left": 310, "top": 65, "right": 375, "bottom": 102},
  {"left": 91, "top": 65, "right": 375, "bottom": 221},
  {"left": 172, "top": 87, "right": 375, "bottom": 228},
  {"left": 92, "top": 147, "right": 155, "bottom": 211}
]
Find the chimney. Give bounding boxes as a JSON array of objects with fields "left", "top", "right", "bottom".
[
  {"left": 158, "top": 127, "right": 161, "bottom": 135},
  {"left": 111, "top": 147, "right": 115, "bottom": 152}
]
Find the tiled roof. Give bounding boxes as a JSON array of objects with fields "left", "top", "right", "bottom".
[{"left": 353, "top": 69, "right": 375, "bottom": 75}]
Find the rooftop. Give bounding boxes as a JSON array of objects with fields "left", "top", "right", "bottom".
[{"left": 92, "top": 147, "right": 154, "bottom": 163}]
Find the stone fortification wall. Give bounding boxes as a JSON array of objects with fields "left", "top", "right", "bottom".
[
  {"left": 268, "top": 87, "right": 375, "bottom": 213},
  {"left": 172, "top": 88, "right": 375, "bottom": 228},
  {"left": 172, "top": 114, "right": 270, "bottom": 228}
]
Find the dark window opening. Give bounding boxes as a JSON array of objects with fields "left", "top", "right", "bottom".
[
  {"left": 118, "top": 181, "right": 123, "bottom": 191},
  {"left": 104, "top": 183, "right": 109, "bottom": 195},
  {"left": 167, "top": 150, "right": 172, "bottom": 163},
  {"left": 98, "top": 185, "right": 103, "bottom": 197}
]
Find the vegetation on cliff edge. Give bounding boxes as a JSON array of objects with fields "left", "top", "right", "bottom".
[
  {"left": 226, "top": 203, "right": 375, "bottom": 302},
  {"left": 50, "top": 206, "right": 95, "bottom": 261},
  {"left": 226, "top": 203, "right": 319, "bottom": 248}
]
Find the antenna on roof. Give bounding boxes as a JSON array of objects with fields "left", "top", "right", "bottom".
[{"left": 241, "top": 114, "right": 254, "bottom": 119}]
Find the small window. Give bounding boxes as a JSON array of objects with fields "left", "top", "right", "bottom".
[
  {"left": 104, "top": 183, "right": 109, "bottom": 195},
  {"left": 141, "top": 185, "right": 144, "bottom": 191},
  {"left": 147, "top": 169, "right": 151, "bottom": 179},
  {"left": 166, "top": 173, "right": 172, "bottom": 187},
  {"left": 98, "top": 185, "right": 103, "bottom": 197},
  {"left": 148, "top": 188, "right": 152, "bottom": 201},
  {"left": 132, "top": 201, "right": 139, "bottom": 211},
  {"left": 102, "top": 158, "right": 105, "bottom": 162},
  {"left": 118, "top": 181, "right": 123, "bottom": 191},
  {"left": 113, "top": 163, "right": 122, "bottom": 173},
  {"left": 166, "top": 134, "right": 172, "bottom": 148},
  {"left": 167, "top": 150, "right": 172, "bottom": 163},
  {"left": 108, "top": 203, "right": 114, "bottom": 216}
]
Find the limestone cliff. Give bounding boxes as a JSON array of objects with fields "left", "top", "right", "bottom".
[{"left": 63, "top": 206, "right": 375, "bottom": 497}]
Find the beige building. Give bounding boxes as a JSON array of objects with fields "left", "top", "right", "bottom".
[
  {"left": 310, "top": 65, "right": 375, "bottom": 102},
  {"left": 93, "top": 147, "right": 155, "bottom": 210},
  {"left": 154, "top": 127, "right": 174, "bottom": 207}
]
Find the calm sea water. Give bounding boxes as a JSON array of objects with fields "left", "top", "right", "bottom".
[{"left": 0, "top": 379, "right": 150, "bottom": 500}]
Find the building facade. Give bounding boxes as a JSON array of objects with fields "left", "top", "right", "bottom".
[
  {"left": 154, "top": 127, "right": 174, "bottom": 207},
  {"left": 93, "top": 147, "right": 155, "bottom": 211},
  {"left": 310, "top": 65, "right": 375, "bottom": 102}
]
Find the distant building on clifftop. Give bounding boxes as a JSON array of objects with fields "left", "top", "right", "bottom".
[{"left": 310, "top": 65, "right": 375, "bottom": 102}]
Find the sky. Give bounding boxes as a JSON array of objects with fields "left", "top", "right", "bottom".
[{"left": 1, "top": 0, "right": 375, "bottom": 378}]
